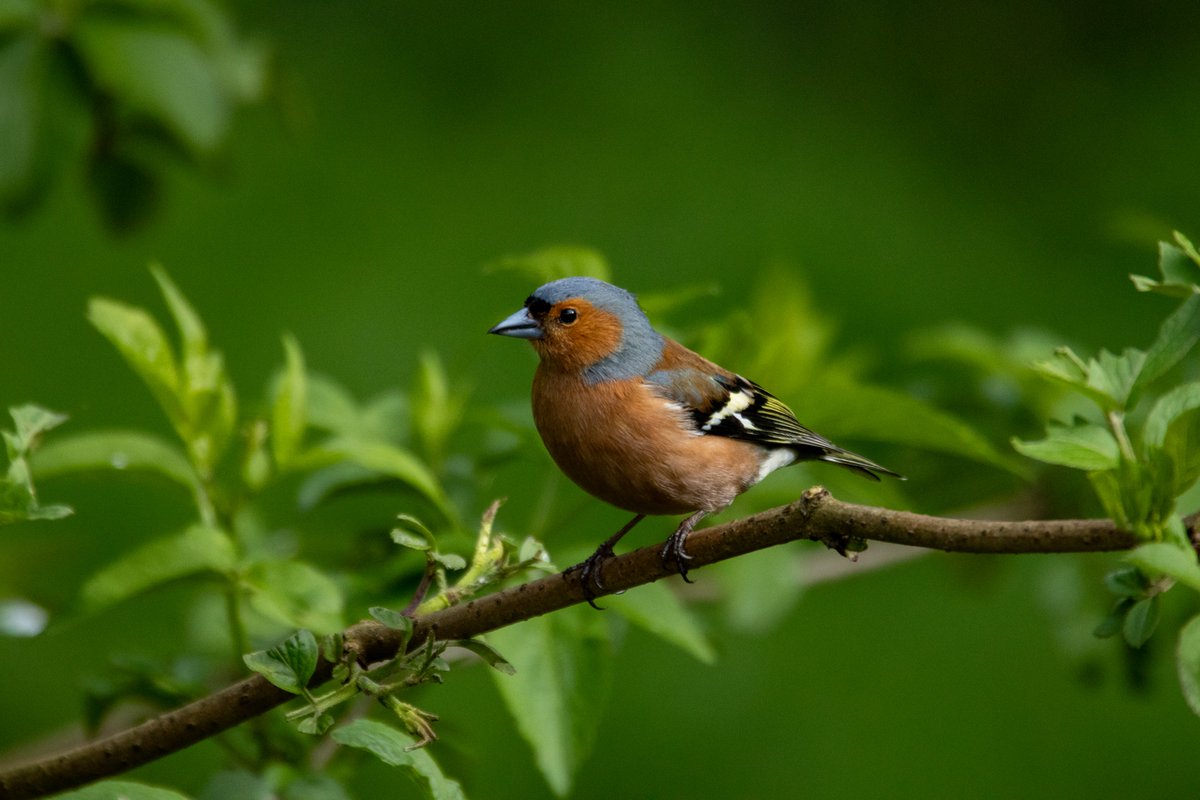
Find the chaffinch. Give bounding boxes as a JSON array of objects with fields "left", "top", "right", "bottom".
[{"left": 489, "top": 276, "right": 900, "bottom": 602}]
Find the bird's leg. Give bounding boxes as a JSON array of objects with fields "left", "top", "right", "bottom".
[
  {"left": 661, "top": 510, "right": 707, "bottom": 583},
  {"left": 566, "top": 513, "right": 646, "bottom": 610}
]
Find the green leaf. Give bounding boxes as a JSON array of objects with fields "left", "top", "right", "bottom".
[
  {"left": 80, "top": 525, "right": 235, "bottom": 615},
  {"left": 0, "top": 33, "right": 41, "bottom": 208},
  {"left": 1144, "top": 382, "right": 1200, "bottom": 496},
  {"left": 53, "top": 779, "right": 193, "bottom": 800},
  {"left": 452, "top": 638, "right": 517, "bottom": 675},
  {"left": 1012, "top": 418, "right": 1119, "bottom": 471},
  {"left": 73, "top": 13, "right": 230, "bottom": 155},
  {"left": 1033, "top": 347, "right": 1146, "bottom": 412},
  {"left": 803, "top": 378, "right": 1026, "bottom": 475},
  {"left": 369, "top": 606, "right": 414, "bottom": 642},
  {"left": 88, "top": 296, "right": 183, "bottom": 427},
  {"left": 1126, "top": 542, "right": 1200, "bottom": 593},
  {"left": 331, "top": 719, "right": 466, "bottom": 800},
  {"left": 273, "top": 333, "right": 308, "bottom": 468},
  {"left": 717, "top": 546, "right": 804, "bottom": 634},
  {"left": 485, "top": 245, "right": 611, "bottom": 282},
  {"left": 296, "top": 438, "right": 450, "bottom": 520},
  {"left": 1102, "top": 566, "right": 1147, "bottom": 598},
  {"left": 412, "top": 350, "right": 465, "bottom": 469},
  {"left": 486, "top": 606, "right": 612, "bottom": 796},
  {"left": 1134, "top": 294, "right": 1200, "bottom": 396},
  {"left": 243, "top": 628, "right": 318, "bottom": 694},
  {"left": 0, "top": 0, "right": 36, "bottom": 31},
  {"left": 1123, "top": 595, "right": 1160, "bottom": 648},
  {"left": 1131, "top": 238, "right": 1200, "bottom": 298},
  {"left": 1178, "top": 614, "right": 1200, "bottom": 717},
  {"left": 8, "top": 403, "right": 68, "bottom": 452},
  {"left": 32, "top": 430, "right": 198, "bottom": 491},
  {"left": 602, "top": 580, "right": 716, "bottom": 664},
  {"left": 244, "top": 561, "right": 345, "bottom": 634},
  {"left": 151, "top": 263, "right": 208, "bottom": 361}
]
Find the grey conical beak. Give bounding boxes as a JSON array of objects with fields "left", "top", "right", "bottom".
[{"left": 488, "top": 307, "right": 543, "bottom": 339}]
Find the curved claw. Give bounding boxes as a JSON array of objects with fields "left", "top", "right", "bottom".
[
  {"left": 566, "top": 544, "right": 617, "bottom": 610},
  {"left": 661, "top": 509, "right": 707, "bottom": 584}
]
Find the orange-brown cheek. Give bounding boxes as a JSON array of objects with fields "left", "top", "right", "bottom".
[{"left": 532, "top": 302, "right": 623, "bottom": 372}]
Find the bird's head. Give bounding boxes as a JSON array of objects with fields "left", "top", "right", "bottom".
[{"left": 489, "top": 277, "right": 664, "bottom": 381}]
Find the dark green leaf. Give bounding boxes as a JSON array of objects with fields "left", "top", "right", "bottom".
[
  {"left": 1144, "top": 382, "right": 1200, "bottom": 496},
  {"left": 1093, "top": 599, "right": 1133, "bottom": 639},
  {"left": 243, "top": 628, "right": 318, "bottom": 694},
  {"left": 1103, "top": 566, "right": 1147, "bottom": 598},
  {"left": 452, "top": 638, "right": 517, "bottom": 675},
  {"left": 1134, "top": 294, "right": 1200, "bottom": 397},
  {"left": 331, "top": 719, "right": 466, "bottom": 800},
  {"left": 32, "top": 429, "right": 198, "bottom": 491},
  {"left": 73, "top": 14, "right": 230, "bottom": 155},
  {"left": 1123, "top": 595, "right": 1160, "bottom": 648},
  {"left": 1126, "top": 542, "right": 1200, "bottom": 593},
  {"left": 53, "top": 780, "right": 192, "bottom": 799},
  {"left": 486, "top": 605, "right": 612, "bottom": 796},
  {"left": 273, "top": 333, "right": 308, "bottom": 467},
  {"left": 602, "top": 579, "right": 716, "bottom": 663},
  {"left": 80, "top": 525, "right": 235, "bottom": 615},
  {"left": 244, "top": 561, "right": 345, "bottom": 634},
  {"left": 1178, "top": 614, "right": 1200, "bottom": 717},
  {"left": 1012, "top": 419, "right": 1119, "bottom": 471},
  {"left": 0, "top": 34, "right": 41, "bottom": 208}
]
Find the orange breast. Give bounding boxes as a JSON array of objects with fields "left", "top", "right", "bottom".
[{"left": 531, "top": 366, "right": 762, "bottom": 515}]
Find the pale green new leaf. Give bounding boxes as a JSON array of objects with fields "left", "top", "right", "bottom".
[
  {"left": 32, "top": 430, "right": 198, "bottom": 492},
  {"left": 244, "top": 561, "right": 344, "bottom": 634},
  {"left": 272, "top": 333, "right": 308, "bottom": 467},
  {"left": 80, "top": 525, "right": 235, "bottom": 615},
  {"left": 87, "top": 297, "right": 183, "bottom": 426},
  {"left": 8, "top": 403, "right": 68, "bottom": 453},
  {"left": 1131, "top": 238, "right": 1200, "bottom": 298},
  {"left": 1178, "top": 614, "right": 1200, "bottom": 717},
  {"left": 243, "top": 628, "right": 318, "bottom": 694},
  {"left": 486, "top": 245, "right": 610, "bottom": 282},
  {"left": 53, "top": 779, "right": 192, "bottom": 800},
  {"left": 486, "top": 606, "right": 612, "bottom": 797},
  {"left": 332, "top": 719, "right": 466, "bottom": 800},
  {"left": 602, "top": 579, "right": 716, "bottom": 664},
  {"left": 1126, "top": 541, "right": 1200, "bottom": 593},
  {"left": 1012, "top": 419, "right": 1119, "bottom": 471}
]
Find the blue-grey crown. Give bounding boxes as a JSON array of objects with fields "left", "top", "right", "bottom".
[{"left": 530, "top": 277, "right": 664, "bottom": 383}]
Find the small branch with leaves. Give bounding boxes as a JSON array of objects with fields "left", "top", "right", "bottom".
[{"left": 5, "top": 489, "right": 1199, "bottom": 799}]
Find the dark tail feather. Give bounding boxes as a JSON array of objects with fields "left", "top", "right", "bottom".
[{"left": 818, "top": 448, "right": 904, "bottom": 482}]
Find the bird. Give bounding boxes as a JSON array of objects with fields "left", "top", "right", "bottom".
[{"left": 489, "top": 276, "right": 900, "bottom": 605}]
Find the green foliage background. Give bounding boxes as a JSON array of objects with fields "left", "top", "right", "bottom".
[{"left": 4, "top": 2, "right": 1200, "bottom": 798}]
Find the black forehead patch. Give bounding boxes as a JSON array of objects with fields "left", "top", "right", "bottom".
[{"left": 524, "top": 295, "right": 552, "bottom": 316}]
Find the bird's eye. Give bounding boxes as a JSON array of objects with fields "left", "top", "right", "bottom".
[{"left": 558, "top": 308, "right": 578, "bottom": 325}]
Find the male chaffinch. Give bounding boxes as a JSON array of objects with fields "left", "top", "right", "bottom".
[{"left": 489, "top": 276, "right": 900, "bottom": 602}]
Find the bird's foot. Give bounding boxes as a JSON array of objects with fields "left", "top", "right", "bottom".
[
  {"left": 660, "top": 510, "right": 708, "bottom": 583},
  {"left": 565, "top": 543, "right": 617, "bottom": 610}
]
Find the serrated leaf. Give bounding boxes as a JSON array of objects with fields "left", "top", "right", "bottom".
[
  {"left": 486, "top": 606, "right": 611, "bottom": 796},
  {"left": 486, "top": 245, "right": 611, "bottom": 282},
  {"left": 243, "top": 628, "right": 318, "bottom": 694},
  {"left": 452, "top": 638, "right": 516, "bottom": 675},
  {"left": 53, "top": 779, "right": 193, "bottom": 800},
  {"left": 80, "top": 525, "right": 235, "bottom": 615},
  {"left": 244, "top": 560, "right": 345, "bottom": 634},
  {"left": 602, "top": 579, "right": 716, "bottom": 663},
  {"left": 1178, "top": 614, "right": 1200, "bottom": 717},
  {"left": 273, "top": 333, "right": 308, "bottom": 467},
  {"left": 1123, "top": 595, "right": 1160, "bottom": 648},
  {"left": 73, "top": 13, "right": 230, "bottom": 155},
  {"left": 332, "top": 719, "right": 466, "bottom": 800},
  {"left": 1012, "top": 419, "right": 1119, "bottom": 471},
  {"left": 1126, "top": 541, "right": 1200, "bottom": 593},
  {"left": 32, "top": 429, "right": 198, "bottom": 491},
  {"left": 87, "top": 296, "right": 183, "bottom": 426}
]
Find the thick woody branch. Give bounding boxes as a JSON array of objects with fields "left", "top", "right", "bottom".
[{"left": 2, "top": 488, "right": 1190, "bottom": 799}]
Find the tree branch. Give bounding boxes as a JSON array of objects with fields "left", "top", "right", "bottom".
[{"left": 2, "top": 487, "right": 1190, "bottom": 799}]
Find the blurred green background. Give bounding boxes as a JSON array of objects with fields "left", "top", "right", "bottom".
[{"left": 3, "top": 1, "right": 1200, "bottom": 797}]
